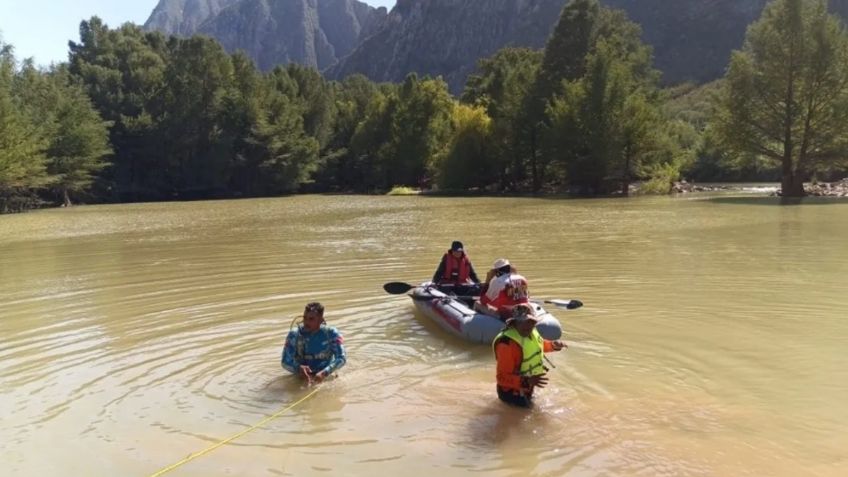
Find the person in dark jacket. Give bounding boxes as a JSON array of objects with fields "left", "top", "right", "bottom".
[{"left": 431, "top": 240, "right": 481, "bottom": 296}]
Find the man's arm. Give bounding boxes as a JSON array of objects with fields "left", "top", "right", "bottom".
[
  {"left": 486, "top": 275, "right": 506, "bottom": 301},
  {"left": 432, "top": 255, "right": 447, "bottom": 283},
  {"left": 543, "top": 340, "right": 567, "bottom": 352},
  {"left": 495, "top": 340, "right": 523, "bottom": 390},
  {"left": 317, "top": 329, "right": 347, "bottom": 378},
  {"left": 281, "top": 331, "right": 301, "bottom": 374}
]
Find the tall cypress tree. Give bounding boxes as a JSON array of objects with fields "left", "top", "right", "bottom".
[
  {"left": 0, "top": 43, "right": 49, "bottom": 211},
  {"left": 714, "top": 0, "right": 848, "bottom": 197},
  {"left": 45, "top": 69, "right": 112, "bottom": 206}
]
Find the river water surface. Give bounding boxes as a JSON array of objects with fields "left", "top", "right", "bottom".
[{"left": 1, "top": 194, "right": 846, "bottom": 476}]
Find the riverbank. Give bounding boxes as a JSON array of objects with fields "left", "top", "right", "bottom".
[
  {"left": 5, "top": 179, "right": 848, "bottom": 215},
  {"left": 790, "top": 178, "right": 848, "bottom": 197},
  {"left": 671, "top": 178, "right": 848, "bottom": 197},
  {"left": 671, "top": 181, "right": 779, "bottom": 195}
]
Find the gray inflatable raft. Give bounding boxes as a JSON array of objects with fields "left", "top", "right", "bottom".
[{"left": 410, "top": 284, "right": 563, "bottom": 344}]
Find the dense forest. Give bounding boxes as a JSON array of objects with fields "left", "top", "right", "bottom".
[{"left": 2, "top": 0, "right": 847, "bottom": 213}]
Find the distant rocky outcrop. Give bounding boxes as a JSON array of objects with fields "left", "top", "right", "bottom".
[
  {"left": 327, "top": 0, "right": 566, "bottom": 91},
  {"left": 331, "top": 0, "right": 848, "bottom": 91},
  {"left": 145, "top": 0, "right": 848, "bottom": 91},
  {"left": 144, "top": 0, "right": 385, "bottom": 71},
  {"left": 145, "top": 0, "right": 242, "bottom": 36}
]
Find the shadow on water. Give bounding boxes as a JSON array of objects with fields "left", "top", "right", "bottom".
[{"left": 706, "top": 196, "right": 848, "bottom": 206}]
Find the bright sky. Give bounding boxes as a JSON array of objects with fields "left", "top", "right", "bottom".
[{"left": 0, "top": 0, "right": 396, "bottom": 67}]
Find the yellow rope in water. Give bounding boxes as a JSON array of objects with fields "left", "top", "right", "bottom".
[{"left": 147, "top": 386, "right": 322, "bottom": 477}]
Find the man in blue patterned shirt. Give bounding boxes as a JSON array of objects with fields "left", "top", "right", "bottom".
[{"left": 281, "top": 302, "right": 346, "bottom": 384}]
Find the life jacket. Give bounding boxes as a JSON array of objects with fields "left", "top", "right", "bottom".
[
  {"left": 295, "top": 325, "right": 333, "bottom": 361},
  {"left": 440, "top": 251, "right": 471, "bottom": 284},
  {"left": 492, "top": 327, "right": 546, "bottom": 378}
]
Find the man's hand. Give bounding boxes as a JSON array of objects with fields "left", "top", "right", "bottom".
[
  {"left": 313, "top": 371, "right": 327, "bottom": 383},
  {"left": 299, "top": 365, "right": 313, "bottom": 384},
  {"left": 551, "top": 340, "right": 567, "bottom": 351},
  {"left": 527, "top": 374, "right": 549, "bottom": 389}
]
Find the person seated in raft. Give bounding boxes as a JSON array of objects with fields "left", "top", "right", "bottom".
[
  {"left": 475, "top": 259, "right": 528, "bottom": 319},
  {"left": 281, "top": 302, "right": 346, "bottom": 385},
  {"left": 431, "top": 240, "right": 482, "bottom": 296},
  {"left": 493, "top": 304, "right": 566, "bottom": 408}
]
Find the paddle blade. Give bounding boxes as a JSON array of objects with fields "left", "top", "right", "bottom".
[
  {"left": 546, "top": 299, "right": 584, "bottom": 310},
  {"left": 383, "top": 282, "right": 415, "bottom": 294}
]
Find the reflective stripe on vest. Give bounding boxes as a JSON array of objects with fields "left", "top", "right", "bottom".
[
  {"left": 492, "top": 327, "right": 546, "bottom": 377},
  {"left": 441, "top": 251, "right": 470, "bottom": 283}
]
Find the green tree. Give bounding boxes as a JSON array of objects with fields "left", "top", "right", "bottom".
[
  {"left": 350, "top": 87, "right": 398, "bottom": 191},
  {"left": 316, "top": 74, "right": 379, "bottom": 190},
  {"left": 45, "top": 69, "right": 112, "bottom": 206},
  {"left": 0, "top": 43, "right": 50, "bottom": 211},
  {"left": 519, "top": 0, "right": 601, "bottom": 192},
  {"left": 160, "top": 35, "right": 235, "bottom": 196},
  {"left": 379, "top": 74, "right": 453, "bottom": 190},
  {"left": 220, "top": 51, "right": 264, "bottom": 195},
  {"left": 463, "top": 47, "right": 543, "bottom": 190},
  {"left": 362, "top": 74, "right": 453, "bottom": 190},
  {"left": 431, "top": 103, "right": 493, "bottom": 191},
  {"left": 282, "top": 64, "right": 336, "bottom": 149},
  {"left": 69, "top": 18, "right": 168, "bottom": 201},
  {"left": 714, "top": 0, "right": 848, "bottom": 197},
  {"left": 545, "top": 9, "right": 666, "bottom": 194},
  {"left": 534, "top": 0, "right": 601, "bottom": 102},
  {"left": 238, "top": 72, "right": 320, "bottom": 195}
]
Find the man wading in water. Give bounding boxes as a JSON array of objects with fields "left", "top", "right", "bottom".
[
  {"left": 281, "top": 302, "right": 346, "bottom": 384},
  {"left": 493, "top": 304, "right": 566, "bottom": 407}
]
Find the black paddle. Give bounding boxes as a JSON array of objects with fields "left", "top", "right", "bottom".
[
  {"left": 383, "top": 281, "right": 416, "bottom": 294},
  {"left": 382, "top": 281, "right": 584, "bottom": 309}
]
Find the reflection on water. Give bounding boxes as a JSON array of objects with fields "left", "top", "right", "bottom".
[{"left": 1, "top": 195, "right": 847, "bottom": 476}]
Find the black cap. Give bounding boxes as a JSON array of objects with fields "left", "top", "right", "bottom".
[{"left": 451, "top": 241, "right": 464, "bottom": 251}]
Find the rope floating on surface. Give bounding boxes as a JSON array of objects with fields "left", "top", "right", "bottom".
[{"left": 147, "top": 386, "right": 321, "bottom": 477}]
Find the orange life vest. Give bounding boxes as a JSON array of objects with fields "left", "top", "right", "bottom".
[{"left": 440, "top": 251, "right": 471, "bottom": 284}]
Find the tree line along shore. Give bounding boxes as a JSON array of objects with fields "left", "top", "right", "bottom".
[{"left": 2, "top": 0, "right": 847, "bottom": 214}]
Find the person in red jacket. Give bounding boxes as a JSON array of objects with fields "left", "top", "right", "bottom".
[
  {"left": 431, "top": 241, "right": 481, "bottom": 295},
  {"left": 493, "top": 304, "right": 567, "bottom": 407},
  {"left": 476, "top": 258, "right": 529, "bottom": 319}
]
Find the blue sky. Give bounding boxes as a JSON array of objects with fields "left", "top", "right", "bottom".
[{"left": 0, "top": 0, "right": 396, "bottom": 67}]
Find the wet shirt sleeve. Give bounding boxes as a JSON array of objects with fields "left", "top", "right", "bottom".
[
  {"left": 281, "top": 330, "right": 300, "bottom": 374},
  {"left": 318, "top": 328, "right": 346, "bottom": 376}
]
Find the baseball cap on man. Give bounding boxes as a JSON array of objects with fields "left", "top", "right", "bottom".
[{"left": 451, "top": 241, "right": 464, "bottom": 252}]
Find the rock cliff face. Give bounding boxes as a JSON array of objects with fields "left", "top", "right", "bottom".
[
  {"left": 145, "top": 0, "right": 848, "bottom": 89},
  {"left": 604, "top": 0, "right": 767, "bottom": 83},
  {"left": 145, "top": 0, "right": 242, "bottom": 36},
  {"left": 330, "top": 0, "right": 848, "bottom": 89},
  {"left": 327, "top": 0, "right": 566, "bottom": 91},
  {"left": 144, "top": 0, "right": 385, "bottom": 71}
]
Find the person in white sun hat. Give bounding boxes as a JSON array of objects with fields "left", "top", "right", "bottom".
[{"left": 475, "top": 258, "right": 528, "bottom": 319}]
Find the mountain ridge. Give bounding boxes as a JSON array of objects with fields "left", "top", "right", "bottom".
[{"left": 145, "top": 0, "right": 848, "bottom": 91}]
